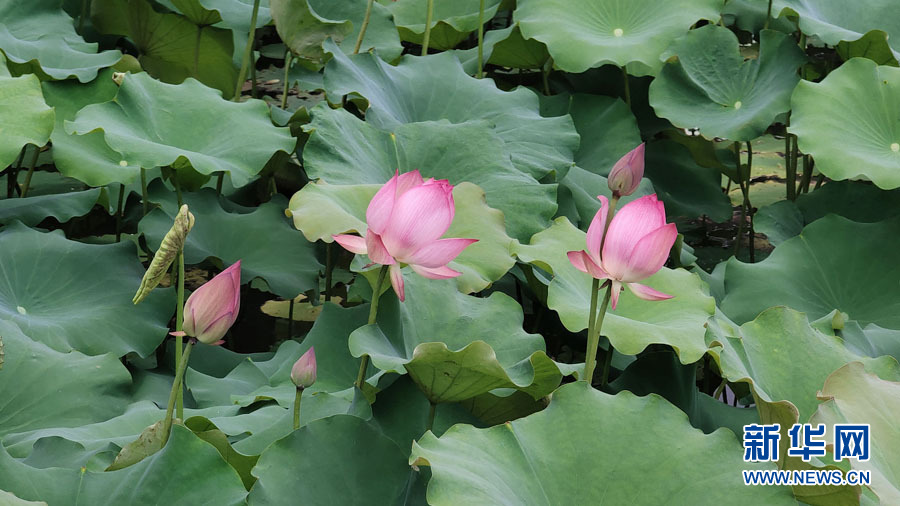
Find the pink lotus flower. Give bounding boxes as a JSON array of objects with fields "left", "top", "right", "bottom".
[
  {"left": 182, "top": 261, "right": 241, "bottom": 345},
  {"left": 568, "top": 195, "right": 676, "bottom": 309},
  {"left": 291, "top": 347, "right": 317, "bottom": 389},
  {"left": 607, "top": 143, "right": 644, "bottom": 197},
  {"left": 333, "top": 170, "right": 477, "bottom": 301}
]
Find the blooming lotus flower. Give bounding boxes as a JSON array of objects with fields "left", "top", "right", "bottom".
[
  {"left": 607, "top": 143, "right": 645, "bottom": 197},
  {"left": 291, "top": 347, "right": 317, "bottom": 389},
  {"left": 333, "top": 170, "right": 477, "bottom": 301},
  {"left": 568, "top": 195, "right": 676, "bottom": 309},
  {"left": 182, "top": 261, "right": 241, "bottom": 345}
]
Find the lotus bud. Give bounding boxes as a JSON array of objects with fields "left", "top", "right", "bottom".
[
  {"left": 133, "top": 205, "right": 195, "bottom": 304},
  {"left": 183, "top": 261, "right": 241, "bottom": 345},
  {"left": 291, "top": 347, "right": 317, "bottom": 389},
  {"left": 607, "top": 143, "right": 645, "bottom": 197}
]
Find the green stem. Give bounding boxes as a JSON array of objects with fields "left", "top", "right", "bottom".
[
  {"left": 115, "top": 183, "right": 125, "bottom": 242},
  {"left": 583, "top": 278, "right": 600, "bottom": 381},
  {"left": 79, "top": 0, "right": 90, "bottom": 33},
  {"left": 785, "top": 134, "right": 796, "bottom": 201},
  {"left": 476, "top": 0, "right": 485, "bottom": 78},
  {"left": 421, "top": 0, "right": 434, "bottom": 56},
  {"left": 814, "top": 172, "right": 826, "bottom": 190},
  {"left": 352, "top": 0, "right": 375, "bottom": 54},
  {"left": 621, "top": 66, "right": 631, "bottom": 107},
  {"left": 287, "top": 297, "right": 294, "bottom": 339},
  {"left": 425, "top": 401, "right": 437, "bottom": 432},
  {"left": 233, "top": 0, "right": 261, "bottom": 101},
  {"left": 744, "top": 140, "right": 755, "bottom": 263},
  {"left": 162, "top": 340, "right": 194, "bottom": 444},
  {"left": 355, "top": 265, "right": 389, "bottom": 388},
  {"left": 324, "top": 242, "right": 333, "bottom": 302},
  {"left": 175, "top": 249, "right": 185, "bottom": 418},
  {"left": 194, "top": 24, "right": 202, "bottom": 77},
  {"left": 140, "top": 168, "right": 149, "bottom": 216},
  {"left": 541, "top": 58, "right": 552, "bottom": 95},
  {"left": 19, "top": 145, "right": 40, "bottom": 198},
  {"left": 583, "top": 284, "right": 612, "bottom": 384},
  {"left": 799, "top": 154, "right": 813, "bottom": 194},
  {"left": 281, "top": 50, "right": 292, "bottom": 110},
  {"left": 732, "top": 142, "right": 745, "bottom": 258},
  {"left": 293, "top": 387, "right": 303, "bottom": 430},
  {"left": 215, "top": 173, "right": 224, "bottom": 195},
  {"left": 764, "top": 0, "right": 773, "bottom": 30},
  {"left": 599, "top": 338, "right": 614, "bottom": 389}
]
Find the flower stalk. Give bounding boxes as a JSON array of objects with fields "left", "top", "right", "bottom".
[
  {"left": 162, "top": 338, "right": 195, "bottom": 444},
  {"left": 355, "top": 265, "right": 389, "bottom": 388}
]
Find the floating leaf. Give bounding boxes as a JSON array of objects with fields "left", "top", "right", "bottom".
[
  {"left": 322, "top": 42, "right": 579, "bottom": 181},
  {"left": 248, "top": 416, "right": 409, "bottom": 505},
  {"left": 790, "top": 58, "right": 900, "bottom": 189},
  {"left": 514, "top": 0, "right": 722, "bottom": 76},
  {"left": 811, "top": 362, "right": 900, "bottom": 504},
  {"left": 288, "top": 180, "right": 515, "bottom": 294},
  {"left": 67, "top": 72, "right": 295, "bottom": 187},
  {"left": 310, "top": 0, "right": 403, "bottom": 62},
  {"left": 513, "top": 218, "right": 716, "bottom": 364},
  {"left": 411, "top": 382, "right": 794, "bottom": 505},
  {"left": 649, "top": 26, "right": 805, "bottom": 141},
  {"left": 0, "top": 320, "right": 131, "bottom": 439},
  {"left": 270, "top": 0, "right": 351, "bottom": 62},
  {"left": 349, "top": 275, "right": 564, "bottom": 403},
  {"left": 0, "top": 0, "right": 122, "bottom": 81},
  {"left": 722, "top": 215, "right": 900, "bottom": 329},
  {"left": 0, "top": 72, "right": 54, "bottom": 167},
  {"left": 0, "top": 222, "right": 173, "bottom": 356},
  {"left": 486, "top": 25, "right": 550, "bottom": 70},
  {"left": 0, "top": 425, "right": 248, "bottom": 505},
  {"left": 141, "top": 183, "right": 321, "bottom": 298}
]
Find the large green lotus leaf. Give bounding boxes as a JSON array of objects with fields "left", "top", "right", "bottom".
[
  {"left": 774, "top": 0, "right": 900, "bottom": 61},
  {"left": 248, "top": 415, "right": 409, "bottom": 505},
  {"left": 755, "top": 181, "right": 900, "bottom": 246},
  {"left": 486, "top": 25, "right": 550, "bottom": 70},
  {"left": 0, "top": 490, "right": 43, "bottom": 506},
  {"left": 301, "top": 104, "right": 555, "bottom": 242},
  {"left": 644, "top": 140, "right": 734, "bottom": 222},
  {"left": 722, "top": 0, "right": 797, "bottom": 34},
  {"left": 92, "top": 0, "right": 238, "bottom": 98},
  {"left": 1, "top": 400, "right": 239, "bottom": 460},
  {"left": 0, "top": 223, "right": 172, "bottom": 356},
  {"left": 539, "top": 93, "right": 641, "bottom": 176},
  {"left": 349, "top": 275, "right": 563, "bottom": 403},
  {"left": 0, "top": 0, "right": 122, "bottom": 81},
  {"left": 187, "top": 303, "right": 374, "bottom": 422},
  {"left": 411, "top": 382, "right": 794, "bottom": 505},
  {"left": 512, "top": 218, "right": 716, "bottom": 364},
  {"left": 270, "top": 0, "right": 351, "bottom": 62},
  {"left": 790, "top": 58, "right": 900, "bottom": 189},
  {"left": 197, "top": 0, "right": 272, "bottom": 31},
  {"left": 288, "top": 181, "right": 514, "bottom": 294},
  {"left": 322, "top": 42, "right": 579, "bottom": 181},
  {"left": 0, "top": 73, "right": 54, "bottom": 167},
  {"left": 310, "top": 0, "right": 403, "bottom": 62},
  {"left": 836, "top": 30, "right": 899, "bottom": 67},
  {"left": 41, "top": 69, "right": 142, "bottom": 187},
  {"left": 388, "top": 0, "right": 502, "bottom": 50},
  {"left": 609, "top": 348, "right": 759, "bottom": 437},
  {"left": 0, "top": 425, "right": 247, "bottom": 505},
  {"left": 67, "top": 72, "right": 295, "bottom": 187},
  {"left": 649, "top": 26, "right": 805, "bottom": 141},
  {"left": 811, "top": 362, "right": 900, "bottom": 504},
  {"left": 514, "top": 0, "right": 722, "bottom": 76},
  {"left": 839, "top": 321, "right": 900, "bottom": 365},
  {"left": 140, "top": 183, "right": 320, "bottom": 298},
  {"left": 722, "top": 215, "right": 900, "bottom": 329},
  {"left": 0, "top": 188, "right": 101, "bottom": 227},
  {"left": 0, "top": 320, "right": 131, "bottom": 439}
]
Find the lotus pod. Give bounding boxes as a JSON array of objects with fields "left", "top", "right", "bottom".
[{"left": 133, "top": 205, "right": 195, "bottom": 304}]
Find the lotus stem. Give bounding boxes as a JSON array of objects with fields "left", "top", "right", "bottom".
[
  {"left": 194, "top": 25, "right": 202, "bottom": 77},
  {"left": 621, "top": 66, "right": 631, "bottom": 106},
  {"left": 421, "top": 0, "right": 434, "bottom": 56},
  {"left": 324, "top": 242, "right": 333, "bottom": 301},
  {"left": 19, "top": 145, "right": 40, "bottom": 198},
  {"left": 353, "top": 0, "right": 375, "bottom": 54},
  {"left": 785, "top": 118, "right": 796, "bottom": 201},
  {"left": 233, "top": 0, "right": 261, "bottom": 101},
  {"left": 115, "top": 183, "right": 125, "bottom": 242},
  {"left": 355, "top": 265, "right": 390, "bottom": 389},
  {"left": 141, "top": 168, "right": 149, "bottom": 216},
  {"left": 426, "top": 401, "right": 437, "bottom": 432},
  {"left": 163, "top": 339, "right": 195, "bottom": 444},
  {"left": 476, "top": 0, "right": 485, "bottom": 78},
  {"left": 745, "top": 140, "right": 755, "bottom": 262},
  {"left": 287, "top": 297, "right": 294, "bottom": 339},
  {"left": 599, "top": 338, "right": 614, "bottom": 389},
  {"left": 799, "top": 154, "right": 813, "bottom": 194},
  {"left": 541, "top": 58, "right": 552, "bottom": 95},
  {"left": 281, "top": 50, "right": 292, "bottom": 109},
  {"left": 175, "top": 249, "right": 185, "bottom": 418},
  {"left": 79, "top": 0, "right": 90, "bottom": 33},
  {"left": 584, "top": 283, "right": 613, "bottom": 384},
  {"left": 293, "top": 387, "right": 303, "bottom": 430},
  {"left": 764, "top": 0, "right": 773, "bottom": 30},
  {"left": 216, "top": 173, "right": 224, "bottom": 195}
]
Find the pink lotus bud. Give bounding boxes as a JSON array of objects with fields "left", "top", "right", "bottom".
[
  {"left": 290, "top": 347, "right": 317, "bottom": 388},
  {"left": 333, "top": 170, "right": 477, "bottom": 302},
  {"left": 567, "top": 194, "right": 677, "bottom": 309},
  {"left": 607, "top": 143, "right": 645, "bottom": 197},
  {"left": 182, "top": 261, "right": 241, "bottom": 345}
]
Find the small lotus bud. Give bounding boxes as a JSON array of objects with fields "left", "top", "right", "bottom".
[
  {"left": 112, "top": 72, "right": 125, "bottom": 86},
  {"left": 291, "top": 347, "right": 317, "bottom": 389},
  {"left": 183, "top": 261, "right": 241, "bottom": 345},
  {"left": 607, "top": 143, "right": 645, "bottom": 197},
  {"left": 134, "top": 205, "right": 195, "bottom": 304}
]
